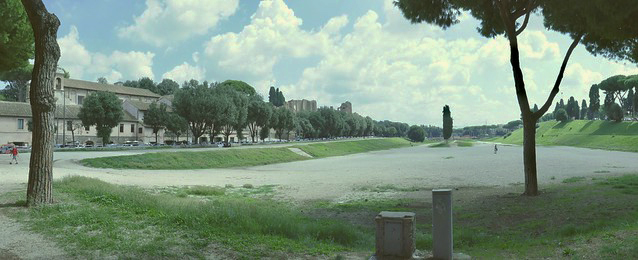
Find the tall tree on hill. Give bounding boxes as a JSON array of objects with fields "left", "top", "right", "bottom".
[
  {"left": 599, "top": 75, "right": 632, "bottom": 104},
  {"left": 588, "top": 85, "right": 600, "bottom": 120},
  {"left": 268, "top": 86, "right": 276, "bottom": 103},
  {"left": 567, "top": 96, "right": 579, "bottom": 119},
  {"left": 78, "top": 92, "right": 124, "bottom": 146},
  {"left": 21, "top": 0, "right": 59, "bottom": 206},
  {"left": 580, "top": 99, "right": 588, "bottom": 120},
  {"left": 442, "top": 105, "right": 453, "bottom": 141},
  {"left": 626, "top": 88, "right": 634, "bottom": 116},
  {"left": 396, "top": 0, "right": 638, "bottom": 196},
  {"left": 276, "top": 88, "right": 286, "bottom": 107},
  {"left": 143, "top": 102, "right": 169, "bottom": 144},
  {"left": 97, "top": 77, "right": 108, "bottom": 84}
]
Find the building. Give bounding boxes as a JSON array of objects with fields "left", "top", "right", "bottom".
[
  {"left": 0, "top": 74, "right": 169, "bottom": 146},
  {"left": 284, "top": 99, "right": 317, "bottom": 113},
  {"left": 337, "top": 101, "right": 352, "bottom": 114}
]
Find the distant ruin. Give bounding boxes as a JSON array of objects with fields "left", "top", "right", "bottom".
[
  {"left": 285, "top": 99, "right": 317, "bottom": 113},
  {"left": 337, "top": 101, "right": 352, "bottom": 114}
]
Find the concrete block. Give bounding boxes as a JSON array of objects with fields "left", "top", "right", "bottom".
[{"left": 375, "top": 211, "right": 416, "bottom": 259}]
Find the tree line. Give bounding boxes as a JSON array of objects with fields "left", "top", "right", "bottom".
[
  {"left": 538, "top": 74, "right": 638, "bottom": 123},
  {"left": 75, "top": 78, "right": 428, "bottom": 145}
]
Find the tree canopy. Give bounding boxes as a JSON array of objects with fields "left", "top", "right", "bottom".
[
  {"left": 220, "top": 80, "right": 256, "bottom": 96},
  {"left": 0, "top": 65, "right": 32, "bottom": 102},
  {"left": 78, "top": 91, "right": 124, "bottom": 145},
  {"left": 407, "top": 125, "right": 426, "bottom": 142},
  {"left": 0, "top": 0, "right": 34, "bottom": 72}
]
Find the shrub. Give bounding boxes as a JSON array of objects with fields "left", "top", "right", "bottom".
[
  {"left": 607, "top": 103, "right": 623, "bottom": 122},
  {"left": 555, "top": 108, "right": 569, "bottom": 122},
  {"left": 407, "top": 125, "right": 426, "bottom": 142}
]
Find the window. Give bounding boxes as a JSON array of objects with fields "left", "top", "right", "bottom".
[
  {"left": 130, "top": 124, "right": 135, "bottom": 133},
  {"left": 66, "top": 121, "right": 73, "bottom": 131},
  {"left": 77, "top": 95, "right": 84, "bottom": 105},
  {"left": 119, "top": 124, "right": 124, "bottom": 133},
  {"left": 138, "top": 127, "right": 143, "bottom": 134},
  {"left": 56, "top": 78, "right": 61, "bottom": 90},
  {"left": 84, "top": 125, "right": 90, "bottom": 131},
  {"left": 17, "top": 119, "right": 24, "bottom": 130}
]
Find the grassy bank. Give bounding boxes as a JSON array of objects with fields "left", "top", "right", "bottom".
[
  {"left": 501, "top": 120, "right": 638, "bottom": 152},
  {"left": 293, "top": 138, "right": 411, "bottom": 158},
  {"left": 1, "top": 176, "right": 370, "bottom": 259},
  {"left": 81, "top": 147, "right": 308, "bottom": 169},
  {"left": 3, "top": 175, "right": 637, "bottom": 258},
  {"left": 81, "top": 138, "right": 412, "bottom": 169}
]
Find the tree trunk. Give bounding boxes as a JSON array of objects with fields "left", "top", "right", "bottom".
[
  {"left": 522, "top": 119, "right": 538, "bottom": 196},
  {"left": 22, "top": 0, "right": 60, "bottom": 206}
]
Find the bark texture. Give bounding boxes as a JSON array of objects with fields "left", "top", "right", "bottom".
[{"left": 22, "top": 0, "right": 60, "bottom": 206}]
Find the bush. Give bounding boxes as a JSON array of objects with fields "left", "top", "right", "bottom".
[
  {"left": 407, "top": 125, "right": 426, "bottom": 142},
  {"left": 555, "top": 108, "right": 569, "bottom": 122},
  {"left": 607, "top": 103, "right": 623, "bottom": 122}
]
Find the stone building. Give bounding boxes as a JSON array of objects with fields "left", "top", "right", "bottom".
[
  {"left": 337, "top": 101, "right": 352, "bottom": 114},
  {"left": 284, "top": 99, "right": 317, "bottom": 113},
  {"left": 0, "top": 74, "right": 169, "bottom": 146}
]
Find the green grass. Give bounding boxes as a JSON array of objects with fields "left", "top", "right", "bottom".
[
  {"left": 81, "top": 147, "right": 308, "bottom": 169},
  {"left": 501, "top": 120, "right": 638, "bottom": 152},
  {"left": 456, "top": 141, "right": 474, "bottom": 147},
  {"left": 310, "top": 174, "right": 638, "bottom": 259},
  {"left": 2, "top": 176, "right": 370, "bottom": 259},
  {"left": 429, "top": 142, "right": 451, "bottom": 148},
  {"left": 562, "top": 176, "right": 587, "bottom": 183},
  {"left": 293, "top": 138, "right": 411, "bottom": 158},
  {"left": 3, "top": 174, "right": 638, "bottom": 258},
  {"left": 81, "top": 138, "right": 412, "bottom": 170}
]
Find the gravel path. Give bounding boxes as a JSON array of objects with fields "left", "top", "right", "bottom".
[{"left": 1, "top": 142, "right": 637, "bottom": 258}]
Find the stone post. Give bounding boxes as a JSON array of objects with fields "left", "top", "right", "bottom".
[{"left": 432, "top": 189, "right": 453, "bottom": 260}]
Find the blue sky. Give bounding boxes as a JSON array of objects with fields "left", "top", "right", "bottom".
[{"left": 43, "top": 0, "right": 638, "bottom": 126}]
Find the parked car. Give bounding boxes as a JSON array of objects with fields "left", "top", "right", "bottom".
[{"left": 1, "top": 144, "right": 15, "bottom": 154}]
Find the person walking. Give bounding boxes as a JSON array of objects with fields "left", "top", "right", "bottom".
[
  {"left": 494, "top": 144, "right": 498, "bottom": 154},
  {"left": 10, "top": 147, "right": 18, "bottom": 164}
]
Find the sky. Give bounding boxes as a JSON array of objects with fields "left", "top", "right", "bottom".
[{"left": 41, "top": 0, "right": 638, "bottom": 127}]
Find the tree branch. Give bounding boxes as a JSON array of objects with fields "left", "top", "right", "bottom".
[
  {"left": 515, "top": 0, "right": 535, "bottom": 36},
  {"left": 535, "top": 34, "right": 584, "bottom": 119}
]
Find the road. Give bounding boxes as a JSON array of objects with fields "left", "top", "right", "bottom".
[{"left": 1, "top": 142, "right": 637, "bottom": 201}]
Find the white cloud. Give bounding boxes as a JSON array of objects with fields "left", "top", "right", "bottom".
[
  {"left": 518, "top": 31, "right": 560, "bottom": 60},
  {"left": 58, "top": 26, "right": 155, "bottom": 83},
  {"left": 162, "top": 62, "right": 205, "bottom": 84},
  {"left": 118, "top": 0, "right": 238, "bottom": 47},
  {"left": 203, "top": 0, "right": 347, "bottom": 82}
]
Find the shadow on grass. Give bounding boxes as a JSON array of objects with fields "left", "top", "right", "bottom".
[{"left": 0, "top": 200, "right": 27, "bottom": 208}]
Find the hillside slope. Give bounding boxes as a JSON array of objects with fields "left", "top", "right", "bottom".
[{"left": 500, "top": 120, "right": 638, "bottom": 152}]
